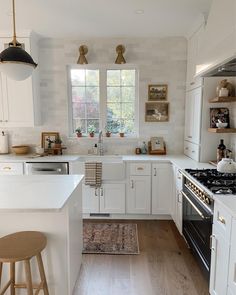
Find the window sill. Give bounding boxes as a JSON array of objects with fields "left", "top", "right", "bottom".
[{"left": 68, "top": 135, "right": 139, "bottom": 141}]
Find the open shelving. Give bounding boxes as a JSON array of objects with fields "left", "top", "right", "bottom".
[
  {"left": 208, "top": 96, "right": 236, "bottom": 103},
  {"left": 208, "top": 128, "right": 236, "bottom": 133}
]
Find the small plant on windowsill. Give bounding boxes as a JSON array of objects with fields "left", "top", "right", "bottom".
[
  {"left": 105, "top": 124, "right": 112, "bottom": 137},
  {"left": 88, "top": 125, "right": 96, "bottom": 137},
  {"left": 54, "top": 135, "right": 62, "bottom": 148},
  {"left": 119, "top": 120, "right": 125, "bottom": 137},
  {"left": 75, "top": 127, "right": 82, "bottom": 138}
]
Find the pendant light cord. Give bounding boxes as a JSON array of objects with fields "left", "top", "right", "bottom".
[{"left": 12, "top": 0, "right": 17, "bottom": 46}]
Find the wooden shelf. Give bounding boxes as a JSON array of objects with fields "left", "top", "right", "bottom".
[
  {"left": 208, "top": 96, "right": 236, "bottom": 103},
  {"left": 208, "top": 128, "right": 236, "bottom": 133}
]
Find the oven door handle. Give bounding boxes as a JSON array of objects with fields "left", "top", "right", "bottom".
[{"left": 181, "top": 191, "right": 210, "bottom": 220}]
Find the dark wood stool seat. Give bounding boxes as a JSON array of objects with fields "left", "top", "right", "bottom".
[{"left": 0, "top": 231, "right": 49, "bottom": 295}]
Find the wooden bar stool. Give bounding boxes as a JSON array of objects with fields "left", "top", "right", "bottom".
[{"left": 0, "top": 231, "right": 49, "bottom": 295}]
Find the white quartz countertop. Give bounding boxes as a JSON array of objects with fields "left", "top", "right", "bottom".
[
  {"left": 0, "top": 175, "right": 83, "bottom": 211},
  {"left": 0, "top": 154, "right": 80, "bottom": 162}
]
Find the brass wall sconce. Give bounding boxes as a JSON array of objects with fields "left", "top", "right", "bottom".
[
  {"left": 115, "top": 45, "right": 126, "bottom": 64},
  {"left": 77, "top": 45, "right": 88, "bottom": 64}
]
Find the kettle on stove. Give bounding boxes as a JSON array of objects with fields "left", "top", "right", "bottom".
[{"left": 217, "top": 158, "right": 236, "bottom": 174}]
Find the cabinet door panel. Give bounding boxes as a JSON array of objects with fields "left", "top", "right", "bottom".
[
  {"left": 210, "top": 229, "right": 230, "bottom": 295},
  {"left": 82, "top": 185, "right": 99, "bottom": 214},
  {"left": 0, "top": 77, "right": 3, "bottom": 122},
  {"left": 127, "top": 176, "right": 151, "bottom": 214},
  {"left": 100, "top": 183, "right": 125, "bottom": 214},
  {"left": 152, "top": 163, "right": 172, "bottom": 215},
  {"left": 2, "top": 75, "right": 34, "bottom": 125},
  {"left": 228, "top": 220, "right": 236, "bottom": 294}
]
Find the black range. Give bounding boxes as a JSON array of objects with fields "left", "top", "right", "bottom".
[{"left": 185, "top": 169, "right": 236, "bottom": 195}]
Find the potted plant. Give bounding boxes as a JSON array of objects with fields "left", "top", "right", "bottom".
[
  {"left": 119, "top": 120, "right": 125, "bottom": 137},
  {"left": 54, "top": 135, "right": 62, "bottom": 148},
  {"left": 88, "top": 125, "right": 96, "bottom": 137},
  {"left": 105, "top": 124, "right": 112, "bottom": 137},
  {"left": 75, "top": 127, "right": 82, "bottom": 137}
]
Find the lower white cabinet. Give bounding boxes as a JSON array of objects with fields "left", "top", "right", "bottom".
[
  {"left": 82, "top": 183, "right": 125, "bottom": 214},
  {"left": 228, "top": 219, "right": 236, "bottom": 295},
  {"left": 152, "top": 163, "right": 172, "bottom": 215},
  {"left": 210, "top": 228, "right": 230, "bottom": 295},
  {"left": 100, "top": 184, "right": 125, "bottom": 214},
  {"left": 127, "top": 175, "right": 151, "bottom": 214},
  {"left": 172, "top": 165, "right": 183, "bottom": 234},
  {"left": 0, "top": 162, "right": 24, "bottom": 175},
  {"left": 210, "top": 203, "right": 232, "bottom": 295}
]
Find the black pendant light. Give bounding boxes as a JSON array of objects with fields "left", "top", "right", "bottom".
[{"left": 0, "top": 0, "right": 37, "bottom": 81}]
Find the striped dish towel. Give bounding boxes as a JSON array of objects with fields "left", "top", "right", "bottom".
[{"left": 85, "top": 162, "right": 102, "bottom": 187}]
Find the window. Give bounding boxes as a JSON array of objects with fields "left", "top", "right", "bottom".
[
  {"left": 70, "top": 69, "right": 100, "bottom": 133},
  {"left": 68, "top": 65, "right": 138, "bottom": 136}
]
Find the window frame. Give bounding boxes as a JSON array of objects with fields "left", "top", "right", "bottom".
[{"left": 67, "top": 64, "right": 139, "bottom": 138}]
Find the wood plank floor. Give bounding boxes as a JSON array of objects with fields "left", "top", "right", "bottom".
[{"left": 74, "top": 220, "right": 209, "bottom": 295}]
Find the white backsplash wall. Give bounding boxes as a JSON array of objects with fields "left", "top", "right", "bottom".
[{"left": 5, "top": 37, "right": 187, "bottom": 155}]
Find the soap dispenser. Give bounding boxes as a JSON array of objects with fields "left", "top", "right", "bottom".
[{"left": 141, "top": 141, "right": 147, "bottom": 154}]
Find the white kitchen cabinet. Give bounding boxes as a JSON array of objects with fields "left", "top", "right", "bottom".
[
  {"left": 127, "top": 175, "right": 151, "bottom": 214},
  {"left": 210, "top": 228, "right": 230, "bottom": 295},
  {"left": 100, "top": 183, "right": 125, "bottom": 214},
  {"left": 0, "top": 36, "right": 40, "bottom": 127},
  {"left": 126, "top": 163, "right": 151, "bottom": 214},
  {"left": 228, "top": 219, "right": 236, "bottom": 295},
  {"left": 82, "top": 183, "right": 125, "bottom": 214},
  {"left": 82, "top": 184, "right": 99, "bottom": 214},
  {"left": 186, "top": 24, "right": 204, "bottom": 91},
  {"left": 172, "top": 166, "right": 183, "bottom": 234},
  {"left": 152, "top": 163, "right": 172, "bottom": 215},
  {"left": 184, "top": 86, "right": 202, "bottom": 146},
  {"left": 0, "top": 162, "right": 24, "bottom": 175},
  {"left": 210, "top": 203, "right": 232, "bottom": 295}
]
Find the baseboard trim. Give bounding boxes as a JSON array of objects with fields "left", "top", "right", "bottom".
[{"left": 82, "top": 214, "right": 171, "bottom": 220}]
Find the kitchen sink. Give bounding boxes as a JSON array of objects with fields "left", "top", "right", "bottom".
[
  {"left": 76, "top": 155, "right": 125, "bottom": 180},
  {"left": 78, "top": 155, "right": 123, "bottom": 163}
]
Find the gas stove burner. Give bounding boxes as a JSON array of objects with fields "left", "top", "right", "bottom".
[
  {"left": 185, "top": 168, "right": 236, "bottom": 195},
  {"left": 212, "top": 188, "right": 233, "bottom": 194}
]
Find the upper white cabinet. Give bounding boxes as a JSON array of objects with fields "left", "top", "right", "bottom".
[
  {"left": 152, "top": 163, "right": 172, "bottom": 215},
  {"left": 184, "top": 86, "right": 202, "bottom": 145},
  {"left": 186, "top": 24, "right": 204, "bottom": 91},
  {"left": 0, "top": 35, "right": 40, "bottom": 127}
]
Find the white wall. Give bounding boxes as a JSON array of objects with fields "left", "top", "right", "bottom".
[{"left": 6, "top": 37, "right": 187, "bottom": 155}]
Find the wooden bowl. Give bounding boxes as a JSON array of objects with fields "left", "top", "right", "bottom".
[{"left": 12, "top": 145, "right": 30, "bottom": 155}]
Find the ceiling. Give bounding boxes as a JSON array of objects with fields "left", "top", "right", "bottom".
[{"left": 0, "top": 0, "right": 213, "bottom": 38}]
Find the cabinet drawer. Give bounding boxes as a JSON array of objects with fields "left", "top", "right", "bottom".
[
  {"left": 184, "top": 141, "right": 200, "bottom": 161},
  {"left": 130, "top": 163, "right": 151, "bottom": 176},
  {"left": 213, "top": 202, "right": 232, "bottom": 240},
  {"left": 0, "top": 162, "right": 24, "bottom": 175}
]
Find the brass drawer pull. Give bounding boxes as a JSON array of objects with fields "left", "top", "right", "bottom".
[
  {"left": 137, "top": 167, "right": 144, "bottom": 170},
  {"left": 218, "top": 216, "right": 226, "bottom": 225},
  {"left": 3, "top": 167, "right": 12, "bottom": 170}
]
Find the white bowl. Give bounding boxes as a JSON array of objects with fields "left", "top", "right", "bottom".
[{"left": 216, "top": 122, "right": 228, "bottom": 128}]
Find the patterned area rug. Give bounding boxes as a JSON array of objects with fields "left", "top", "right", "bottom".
[{"left": 83, "top": 223, "right": 140, "bottom": 255}]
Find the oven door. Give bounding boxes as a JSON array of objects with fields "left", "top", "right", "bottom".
[{"left": 182, "top": 189, "right": 212, "bottom": 277}]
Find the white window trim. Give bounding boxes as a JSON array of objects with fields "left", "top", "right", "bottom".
[{"left": 67, "top": 64, "right": 139, "bottom": 138}]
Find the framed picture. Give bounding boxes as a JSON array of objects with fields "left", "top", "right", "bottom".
[
  {"left": 210, "top": 108, "right": 230, "bottom": 128},
  {"left": 41, "top": 132, "right": 59, "bottom": 149},
  {"left": 145, "top": 102, "right": 169, "bottom": 122},
  {"left": 148, "top": 84, "right": 168, "bottom": 101}
]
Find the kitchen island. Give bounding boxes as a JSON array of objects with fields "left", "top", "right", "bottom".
[{"left": 0, "top": 175, "right": 84, "bottom": 295}]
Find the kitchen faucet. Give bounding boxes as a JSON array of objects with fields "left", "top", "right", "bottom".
[{"left": 98, "top": 130, "right": 104, "bottom": 155}]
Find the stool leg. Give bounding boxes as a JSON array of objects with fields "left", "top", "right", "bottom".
[
  {"left": 36, "top": 253, "right": 49, "bottom": 295},
  {"left": 10, "top": 262, "right": 15, "bottom": 295},
  {"left": 24, "top": 260, "right": 33, "bottom": 295},
  {"left": 0, "top": 262, "right": 2, "bottom": 288}
]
